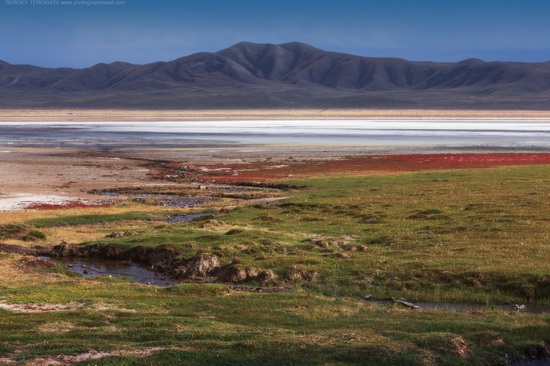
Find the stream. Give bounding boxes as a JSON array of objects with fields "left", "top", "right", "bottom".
[
  {"left": 363, "top": 298, "right": 550, "bottom": 314},
  {"left": 513, "top": 360, "right": 550, "bottom": 366}
]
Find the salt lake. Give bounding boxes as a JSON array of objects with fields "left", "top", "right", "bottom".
[{"left": 1, "top": 120, "right": 550, "bottom": 150}]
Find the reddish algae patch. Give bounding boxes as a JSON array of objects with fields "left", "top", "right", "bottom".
[{"left": 195, "top": 153, "right": 550, "bottom": 182}]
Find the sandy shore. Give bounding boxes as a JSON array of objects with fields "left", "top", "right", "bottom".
[
  {"left": 1, "top": 108, "right": 550, "bottom": 122},
  {"left": 0, "top": 144, "right": 358, "bottom": 210},
  {"left": 0, "top": 148, "right": 152, "bottom": 210}
]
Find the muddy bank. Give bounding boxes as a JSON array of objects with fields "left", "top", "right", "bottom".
[
  {"left": 0, "top": 243, "right": 52, "bottom": 256},
  {"left": 51, "top": 243, "right": 280, "bottom": 285}
]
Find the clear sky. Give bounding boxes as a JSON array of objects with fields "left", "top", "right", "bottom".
[{"left": 1, "top": 0, "right": 549, "bottom": 67}]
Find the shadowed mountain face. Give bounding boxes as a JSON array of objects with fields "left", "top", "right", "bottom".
[{"left": 1, "top": 42, "right": 550, "bottom": 109}]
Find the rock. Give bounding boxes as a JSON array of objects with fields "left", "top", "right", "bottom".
[
  {"left": 286, "top": 270, "right": 319, "bottom": 283},
  {"left": 340, "top": 244, "right": 357, "bottom": 252},
  {"left": 287, "top": 271, "right": 304, "bottom": 282},
  {"left": 182, "top": 253, "right": 221, "bottom": 279},
  {"left": 258, "top": 270, "right": 277, "bottom": 284},
  {"left": 221, "top": 266, "right": 260, "bottom": 283},
  {"left": 223, "top": 267, "right": 248, "bottom": 283},
  {"left": 309, "top": 239, "right": 332, "bottom": 249},
  {"left": 303, "top": 271, "right": 319, "bottom": 281},
  {"left": 247, "top": 268, "right": 259, "bottom": 278}
]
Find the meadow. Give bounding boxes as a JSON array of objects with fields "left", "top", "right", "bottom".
[{"left": 1, "top": 165, "right": 549, "bottom": 365}]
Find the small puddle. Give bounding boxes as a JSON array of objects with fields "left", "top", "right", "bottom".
[
  {"left": 55, "top": 257, "right": 177, "bottom": 286},
  {"left": 165, "top": 213, "right": 206, "bottom": 223}
]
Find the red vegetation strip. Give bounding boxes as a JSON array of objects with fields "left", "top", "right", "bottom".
[{"left": 196, "top": 153, "right": 550, "bottom": 182}]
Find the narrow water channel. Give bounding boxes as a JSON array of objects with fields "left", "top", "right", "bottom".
[
  {"left": 512, "top": 360, "right": 550, "bottom": 366},
  {"left": 165, "top": 213, "right": 207, "bottom": 223},
  {"left": 363, "top": 299, "right": 550, "bottom": 314}
]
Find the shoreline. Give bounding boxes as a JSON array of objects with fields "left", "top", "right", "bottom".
[
  {"left": 1, "top": 108, "right": 550, "bottom": 122},
  {"left": 2, "top": 145, "right": 550, "bottom": 211},
  {"left": 2, "top": 116, "right": 550, "bottom": 211}
]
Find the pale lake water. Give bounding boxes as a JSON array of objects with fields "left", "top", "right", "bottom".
[{"left": 1, "top": 120, "right": 550, "bottom": 150}]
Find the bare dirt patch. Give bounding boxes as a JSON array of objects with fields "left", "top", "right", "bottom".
[
  {"left": 14, "top": 257, "right": 59, "bottom": 272},
  {"left": 0, "top": 301, "right": 84, "bottom": 313},
  {"left": 37, "top": 321, "right": 76, "bottom": 334},
  {"left": 0, "top": 148, "right": 150, "bottom": 210},
  {"left": 22, "top": 346, "right": 194, "bottom": 366}
]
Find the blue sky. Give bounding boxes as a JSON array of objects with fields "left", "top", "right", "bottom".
[{"left": 1, "top": 0, "right": 549, "bottom": 67}]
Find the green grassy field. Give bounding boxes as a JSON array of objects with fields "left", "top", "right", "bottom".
[{"left": 1, "top": 165, "right": 549, "bottom": 365}]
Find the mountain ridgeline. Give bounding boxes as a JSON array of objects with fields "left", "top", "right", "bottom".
[{"left": 1, "top": 42, "right": 549, "bottom": 109}]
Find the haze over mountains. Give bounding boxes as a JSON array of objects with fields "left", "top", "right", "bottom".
[{"left": 1, "top": 42, "right": 550, "bottom": 109}]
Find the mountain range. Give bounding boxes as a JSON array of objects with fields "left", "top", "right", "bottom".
[{"left": 1, "top": 42, "right": 550, "bottom": 109}]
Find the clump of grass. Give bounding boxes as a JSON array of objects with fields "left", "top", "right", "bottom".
[
  {"left": 0, "top": 224, "right": 46, "bottom": 242},
  {"left": 0, "top": 224, "right": 27, "bottom": 239},
  {"left": 22, "top": 229, "right": 47, "bottom": 242}
]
